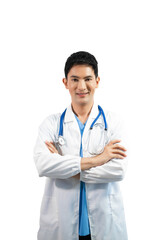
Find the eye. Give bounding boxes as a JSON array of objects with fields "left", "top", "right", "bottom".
[
  {"left": 72, "top": 78, "right": 78, "bottom": 82},
  {"left": 85, "top": 78, "right": 92, "bottom": 81}
]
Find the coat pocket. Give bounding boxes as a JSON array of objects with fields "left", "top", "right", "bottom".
[{"left": 87, "top": 123, "right": 109, "bottom": 155}]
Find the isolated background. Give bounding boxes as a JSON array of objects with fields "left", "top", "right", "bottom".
[{"left": 0, "top": 0, "right": 160, "bottom": 239}]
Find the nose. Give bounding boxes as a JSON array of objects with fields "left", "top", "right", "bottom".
[{"left": 77, "top": 80, "right": 87, "bottom": 91}]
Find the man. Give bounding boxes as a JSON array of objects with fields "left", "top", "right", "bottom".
[{"left": 33, "top": 51, "right": 128, "bottom": 240}]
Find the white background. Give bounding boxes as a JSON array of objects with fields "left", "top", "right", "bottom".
[{"left": 0, "top": 0, "right": 160, "bottom": 239}]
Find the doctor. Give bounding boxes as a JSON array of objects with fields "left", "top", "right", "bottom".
[{"left": 33, "top": 51, "right": 128, "bottom": 240}]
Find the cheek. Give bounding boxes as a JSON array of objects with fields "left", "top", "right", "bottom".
[
  {"left": 69, "top": 87, "right": 76, "bottom": 96},
  {"left": 89, "top": 85, "right": 96, "bottom": 92},
  {"left": 87, "top": 82, "right": 97, "bottom": 90},
  {"left": 69, "top": 89, "right": 73, "bottom": 95}
]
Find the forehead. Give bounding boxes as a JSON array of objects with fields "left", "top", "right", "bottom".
[{"left": 68, "top": 65, "right": 95, "bottom": 78}]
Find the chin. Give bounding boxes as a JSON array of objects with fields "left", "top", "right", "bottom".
[{"left": 78, "top": 99, "right": 92, "bottom": 106}]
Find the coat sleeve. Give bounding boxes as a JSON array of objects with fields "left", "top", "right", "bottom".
[
  {"left": 80, "top": 112, "right": 129, "bottom": 184},
  {"left": 33, "top": 115, "right": 81, "bottom": 179}
]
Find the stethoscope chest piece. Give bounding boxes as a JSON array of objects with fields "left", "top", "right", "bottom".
[{"left": 58, "top": 136, "right": 65, "bottom": 146}]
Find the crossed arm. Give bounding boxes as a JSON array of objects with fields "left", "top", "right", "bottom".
[
  {"left": 45, "top": 139, "right": 127, "bottom": 171},
  {"left": 34, "top": 114, "right": 128, "bottom": 182}
]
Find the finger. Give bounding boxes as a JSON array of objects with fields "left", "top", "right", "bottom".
[
  {"left": 108, "top": 139, "right": 121, "bottom": 146},
  {"left": 45, "top": 141, "right": 57, "bottom": 150},
  {"left": 47, "top": 146, "right": 55, "bottom": 153},
  {"left": 45, "top": 140, "right": 53, "bottom": 146},
  {"left": 112, "top": 153, "right": 125, "bottom": 159},
  {"left": 112, "top": 144, "right": 127, "bottom": 151},
  {"left": 50, "top": 142, "right": 56, "bottom": 147},
  {"left": 112, "top": 149, "right": 127, "bottom": 157},
  {"left": 48, "top": 146, "right": 58, "bottom": 154},
  {"left": 45, "top": 142, "right": 58, "bottom": 153}
]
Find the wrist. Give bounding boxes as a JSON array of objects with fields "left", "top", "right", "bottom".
[
  {"left": 93, "top": 154, "right": 105, "bottom": 167},
  {"left": 81, "top": 155, "right": 104, "bottom": 171},
  {"left": 81, "top": 157, "right": 94, "bottom": 171}
]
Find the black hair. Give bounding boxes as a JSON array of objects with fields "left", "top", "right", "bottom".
[{"left": 64, "top": 51, "right": 98, "bottom": 78}]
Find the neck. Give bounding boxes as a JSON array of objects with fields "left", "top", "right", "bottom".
[{"left": 71, "top": 101, "right": 94, "bottom": 118}]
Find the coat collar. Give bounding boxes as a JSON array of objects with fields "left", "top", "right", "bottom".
[{"left": 64, "top": 102, "right": 101, "bottom": 123}]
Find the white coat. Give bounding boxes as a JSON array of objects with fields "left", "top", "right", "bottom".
[{"left": 33, "top": 103, "right": 128, "bottom": 240}]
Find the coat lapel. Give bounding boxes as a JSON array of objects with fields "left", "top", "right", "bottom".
[
  {"left": 82, "top": 102, "right": 103, "bottom": 146},
  {"left": 63, "top": 103, "right": 104, "bottom": 155}
]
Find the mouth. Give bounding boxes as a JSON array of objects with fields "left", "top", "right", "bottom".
[{"left": 76, "top": 92, "right": 89, "bottom": 97}]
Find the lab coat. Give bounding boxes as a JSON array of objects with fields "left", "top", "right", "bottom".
[{"left": 33, "top": 103, "right": 128, "bottom": 240}]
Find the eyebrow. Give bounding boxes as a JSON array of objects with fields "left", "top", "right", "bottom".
[{"left": 70, "top": 75, "right": 93, "bottom": 79}]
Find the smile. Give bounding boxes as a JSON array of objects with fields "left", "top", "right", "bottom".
[{"left": 76, "top": 92, "right": 89, "bottom": 97}]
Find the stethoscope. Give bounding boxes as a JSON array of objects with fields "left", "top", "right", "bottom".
[{"left": 57, "top": 105, "right": 107, "bottom": 146}]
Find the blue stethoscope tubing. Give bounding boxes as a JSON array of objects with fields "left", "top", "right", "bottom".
[{"left": 58, "top": 105, "right": 107, "bottom": 146}]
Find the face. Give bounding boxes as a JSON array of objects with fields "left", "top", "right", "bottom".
[{"left": 63, "top": 65, "right": 100, "bottom": 107}]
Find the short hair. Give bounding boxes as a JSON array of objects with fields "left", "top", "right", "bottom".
[{"left": 64, "top": 51, "right": 98, "bottom": 79}]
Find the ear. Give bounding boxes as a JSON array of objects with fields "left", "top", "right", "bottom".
[
  {"left": 62, "top": 78, "right": 68, "bottom": 89},
  {"left": 95, "top": 76, "right": 100, "bottom": 88}
]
